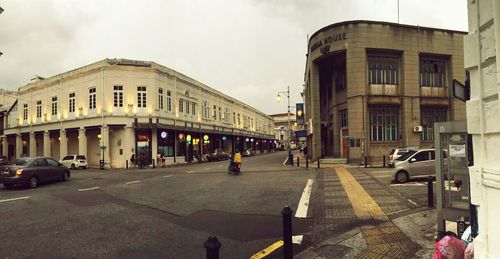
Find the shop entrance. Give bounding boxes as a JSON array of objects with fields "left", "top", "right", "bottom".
[{"left": 341, "top": 128, "right": 349, "bottom": 158}]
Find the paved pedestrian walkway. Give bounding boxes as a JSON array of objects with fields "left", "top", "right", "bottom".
[{"left": 298, "top": 165, "right": 434, "bottom": 258}]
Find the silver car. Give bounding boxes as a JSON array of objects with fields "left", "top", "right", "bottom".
[{"left": 393, "top": 149, "right": 445, "bottom": 183}]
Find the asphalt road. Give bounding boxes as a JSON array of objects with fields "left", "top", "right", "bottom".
[{"left": 0, "top": 151, "right": 316, "bottom": 259}]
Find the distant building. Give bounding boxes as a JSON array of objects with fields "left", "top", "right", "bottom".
[
  {"left": 1, "top": 59, "right": 274, "bottom": 167},
  {"left": 304, "top": 20, "right": 467, "bottom": 163},
  {"left": 269, "top": 112, "right": 298, "bottom": 148}
]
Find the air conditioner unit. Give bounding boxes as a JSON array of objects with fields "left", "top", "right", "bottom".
[{"left": 413, "top": 126, "right": 423, "bottom": 132}]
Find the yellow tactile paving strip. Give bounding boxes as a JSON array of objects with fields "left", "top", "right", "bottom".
[{"left": 334, "top": 165, "right": 419, "bottom": 258}]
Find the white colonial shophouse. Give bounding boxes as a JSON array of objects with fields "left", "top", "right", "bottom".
[{"left": 1, "top": 59, "right": 275, "bottom": 168}]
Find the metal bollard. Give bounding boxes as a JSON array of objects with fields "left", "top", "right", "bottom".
[
  {"left": 383, "top": 156, "right": 386, "bottom": 168},
  {"left": 306, "top": 155, "right": 308, "bottom": 168},
  {"left": 281, "top": 206, "right": 293, "bottom": 259},
  {"left": 427, "top": 176, "right": 434, "bottom": 208},
  {"left": 153, "top": 159, "right": 155, "bottom": 168},
  {"left": 364, "top": 156, "right": 367, "bottom": 168},
  {"left": 204, "top": 236, "right": 221, "bottom": 259},
  {"left": 296, "top": 157, "right": 300, "bottom": 167},
  {"left": 126, "top": 160, "right": 129, "bottom": 169},
  {"left": 317, "top": 158, "right": 320, "bottom": 169}
]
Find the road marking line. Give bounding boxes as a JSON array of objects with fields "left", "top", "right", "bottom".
[
  {"left": 250, "top": 235, "right": 304, "bottom": 259},
  {"left": 408, "top": 199, "right": 418, "bottom": 206},
  {"left": 250, "top": 240, "right": 283, "bottom": 259},
  {"left": 292, "top": 235, "right": 303, "bottom": 245},
  {"left": 78, "top": 187, "right": 99, "bottom": 192},
  {"left": 126, "top": 181, "right": 141, "bottom": 185},
  {"left": 163, "top": 175, "right": 173, "bottom": 178},
  {"left": 0, "top": 196, "right": 30, "bottom": 203},
  {"left": 295, "top": 179, "right": 313, "bottom": 218},
  {"left": 390, "top": 182, "right": 425, "bottom": 187},
  {"left": 187, "top": 170, "right": 194, "bottom": 174}
]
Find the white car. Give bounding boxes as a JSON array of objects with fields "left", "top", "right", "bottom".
[{"left": 60, "top": 155, "right": 88, "bottom": 169}]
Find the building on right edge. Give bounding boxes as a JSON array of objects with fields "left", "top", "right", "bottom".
[
  {"left": 303, "top": 20, "right": 467, "bottom": 163},
  {"left": 465, "top": 0, "right": 500, "bottom": 257}
]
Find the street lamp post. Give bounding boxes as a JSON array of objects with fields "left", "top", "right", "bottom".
[{"left": 277, "top": 85, "right": 293, "bottom": 165}]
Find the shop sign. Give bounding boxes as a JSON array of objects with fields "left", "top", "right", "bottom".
[
  {"left": 138, "top": 134, "right": 150, "bottom": 141},
  {"left": 160, "top": 131, "right": 168, "bottom": 139},
  {"left": 178, "top": 133, "right": 185, "bottom": 140},
  {"left": 245, "top": 138, "right": 249, "bottom": 142},
  {"left": 203, "top": 135, "right": 209, "bottom": 141},
  {"left": 222, "top": 136, "right": 227, "bottom": 141},
  {"left": 310, "top": 32, "right": 347, "bottom": 53}
]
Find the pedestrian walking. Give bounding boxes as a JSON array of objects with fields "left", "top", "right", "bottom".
[{"left": 130, "top": 154, "right": 136, "bottom": 168}]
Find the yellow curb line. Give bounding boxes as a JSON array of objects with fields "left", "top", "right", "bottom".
[{"left": 249, "top": 240, "right": 284, "bottom": 259}]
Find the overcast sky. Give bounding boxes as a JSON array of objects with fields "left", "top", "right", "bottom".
[{"left": 0, "top": 0, "right": 468, "bottom": 114}]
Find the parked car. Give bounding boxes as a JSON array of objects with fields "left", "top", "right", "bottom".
[
  {"left": 387, "top": 148, "right": 413, "bottom": 167},
  {"left": 60, "top": 155, "right": 88, "bottom": 169},
  {"left": 0, "top": 155, "right": 8, "bottom": 166},
  {"left": 393, "top": 149, "right": 447, "bottom": 183},
  {"left": 0, "top": 157, "right": 70, "bottom": 189},
  {"left": 206, "top": 149, "right": 229, "bottom": 162}
]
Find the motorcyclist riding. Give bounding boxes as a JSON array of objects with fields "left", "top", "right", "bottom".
[{"left": 229, "top": 150, "right": 242, "bottom": 174}]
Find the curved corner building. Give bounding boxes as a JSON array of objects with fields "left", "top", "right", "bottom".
[{"left": 304, "top": 20, "right": 467, "bottom": 163}]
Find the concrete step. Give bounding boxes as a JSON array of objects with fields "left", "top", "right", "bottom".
[{"left": 319, "top": 158, "right": 347, "bottom": 164}]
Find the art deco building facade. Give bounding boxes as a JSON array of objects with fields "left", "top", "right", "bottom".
[
  {"left": 304, "top": 20, "right": 467, "bottom": 163},
  {"left": 1, "top": 59, "right": 274, "bottom": 168}
]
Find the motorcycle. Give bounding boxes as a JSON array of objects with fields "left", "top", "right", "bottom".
[{"left": 228, "top": 161, "right": 241, "bottom": 175}]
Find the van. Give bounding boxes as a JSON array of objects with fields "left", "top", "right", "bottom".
[{"left": 393, "top": 149, "right": 447, "bottom": 183}]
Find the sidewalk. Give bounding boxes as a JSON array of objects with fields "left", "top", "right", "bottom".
[{"left": 296, "top": 165, "right": 437, "bottom": 258}]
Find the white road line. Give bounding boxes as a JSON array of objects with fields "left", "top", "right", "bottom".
[
  {"left": 126, "top": 180, "right": 141, "bottom": 185},
  {"left": 78, "top": 187, "right": 100, "bottom": 192},
  {"left": 408, "top": 199, "right": 418, "bottom": 206},
  {"left": 0, "top": 196, "right": 30, "bottom": 203},
  {"left": 186, "top": 170, "right": 194, "bottom": 174},
  {"left": 390, "top": 182, "right": 425, "bottom": 187},
  {"left": 295, "top": 179, "right": 314, "bottom": 218},
  {"left": 163, "top": 175, "right": 173, "bottom": 178},
  {"left": 292, "top": 235, "right": 303, "bottom": 245}
]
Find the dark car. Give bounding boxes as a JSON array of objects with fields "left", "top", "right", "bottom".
[
  {"left": 0, "top": 157, "right": 70, "bottom": 189},
  {"left": 206, "top": 149, "right": 229, "bottom": 162},
  {"left": 0, "top": 155, "right": 8, "bottom": 166}
]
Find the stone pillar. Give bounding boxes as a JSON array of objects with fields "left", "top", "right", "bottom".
[
  {"left": 29, "top": 133, "right": 36, "bottom": 157},
  {"left": 101, "top": 126, "right": 110, "bottom": 168},
  {"left": 151, "top": 128, "right": 157, "bottom": 165},
  {"left": 16, "top": 134, "right": 22, "bottom": 159},
  {"left": 78, "top": 128, "right": 87, "bottom": 157},
  {"left": 2, "top": 136, "right": 8, "bottom": 158},
  {"left": 59, "top": 130, "right": 67, "bottom": 159},
  {"left": 124, "top": 126, "right": 135, "bottom": 166},
  {"left": 43, "top": 131, "right": 51, "bottom": 157}
]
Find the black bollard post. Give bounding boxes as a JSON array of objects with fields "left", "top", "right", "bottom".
[
  {"left": 297, "top": 157, "right": 300, "bottom": 167},
  {"left": 427, "top": 176, "right": 434, "bottom": 208},
  {"left": 317, "top": 158, "right": 320, "bottom": 169},
  {"left": 281, "top": 206, "right": 293, "bottom": 259},
  {"left": 306, "top": 155, "right": 309, "bottom": 168},
  {"left": 126, "top": 160, "right": 129, "bottom": 169},
  {"left": 204, "top": 236, "right": 221, "bottom": 259},
  {"left": 153, "top": 159, "right": 155, "bottom": 168},
  {"left": 383, "top": 156, "right": 386, "bottom": 168},
  {"left": 364, "top": 156, "right": 367, "bottom": 168}
]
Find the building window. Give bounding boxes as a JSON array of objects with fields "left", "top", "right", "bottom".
[
  {"left": 51, "top": 96, "right": 58, "bottom": 116},
  {"left": 23, "top": 104, "right": 28, "bottom": 121},
  {"left": 158, "top": 88, "right": 164, "bottom": 110},
  {"left": 137, "top": 86, "right": 147, "bottom": 108},
  {"left": 89, "top": 87, "right": 96, "bottom": 110},
  {"left": 36, "top": 101, "right": 42, "bottom": 118},
  {"left": 369, "top": 106, "right": 399, "bottom": 141},
  {"left": 166, "top": 90, "right": 172, "bottom": 111},
  {"left": 219, "top": 107, "right": 222, "bottom": 121},
  {"left": 238, "top": 113, "right": 241, "bottom": 126},
  {"left": 179, "top": 99, "right": 184, "bottom": 113},
  {"left": 368, "top": 55, "right": 400, "bottom": 85},
  {"left": 213, "top": 105, "right": 217, "bottom": 120},
  {"left": 202, "top": 100, "right": 209, "bottom": 118},
  {"left": 192, "top": 102, "right": 196, "bottom": 115},
  {"left": 420, "top": 58, "right": 446, "bottom": 87},
  {"left": 186, "top": 100, "right": 190, "bottom": 114},
  {"left": 233, "top": 112, "right": 236, "bottom": 124},
  {"left": 69, "top": 93, "right": 75, "bottom": 113},
  {"left": 339, "top": 109, "right": 347, "bottom": 128},
  {"left": 421, "top": 107, "right": 447, "bottom": 141},
  {"left": 114, "top": 85, "right": 123, "bottom": 107}
]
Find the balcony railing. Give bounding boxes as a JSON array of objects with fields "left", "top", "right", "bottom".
[
  {"left": 420, "top": 86, "right": 447, "bottom": 97},
  {"left": 369, "top": 84, "right": 399, "bottom": 96}
]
